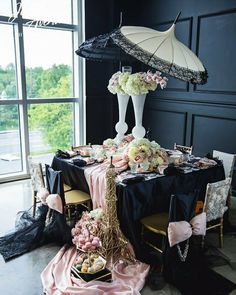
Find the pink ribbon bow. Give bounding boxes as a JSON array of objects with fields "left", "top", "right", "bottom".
[
  {"left": 168, "top": 212, "right": 206, "bottom": 247},
  {"left": 37, "top": 188, "right": 63, "bottom": 214}
]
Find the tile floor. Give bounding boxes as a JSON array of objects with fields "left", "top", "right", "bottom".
[{"left": 0, "top": 179, "right": 236, "bottom": 295}]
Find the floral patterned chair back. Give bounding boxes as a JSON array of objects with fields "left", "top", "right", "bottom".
[
  {"left": 203, "top": 177, "right": 231, "bottom": 222},
  {"left": 213, "top": 150, "right": 236, "bottom": 179},
  {"left": 28, "top": 157, "right": 45, "bottom": 193}
]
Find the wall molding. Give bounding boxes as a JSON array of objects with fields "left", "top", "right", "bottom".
[
  {"left": 149, "top": 17, "right": 193, "bottom": 92},
  {"left": 195, "top": 8, "right": 236, "bottom": 94}
]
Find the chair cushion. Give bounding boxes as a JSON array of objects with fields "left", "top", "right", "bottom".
[
  {"left": 140, "top": 212, "right": 169, "bottom": 234},
  {"left": 65, "top": 190, "right": 91, "bottom": 205}
]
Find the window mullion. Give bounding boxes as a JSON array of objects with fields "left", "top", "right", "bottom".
[
  {"left": 14, "top": 8, "right": 30, "bottom": 175},
  {"left": 0, "top": 0, "right": 84, "bottom": 182},
  {"left": 73, "top": 0, "right": 85, "bottom": 146}
]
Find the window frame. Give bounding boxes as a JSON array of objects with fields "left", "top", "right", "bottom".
[{"left": 0, "top": 0, "right": 85, "bottom": 182}]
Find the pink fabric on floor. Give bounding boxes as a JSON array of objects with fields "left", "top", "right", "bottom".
[{"left": 41, "top": 246, "right": 150, "bottom": 295}]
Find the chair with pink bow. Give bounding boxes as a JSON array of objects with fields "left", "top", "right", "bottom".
[
  {"left": 45, "top": 165, "right": 92, "bottom": 221},
  {"left": 28, "top": 157, "right": 72, "bottom": 217},
  {"left": 202, "top": 177, "right": 232, "bottom": 248},
  {"left": 44, "top": 164, "right": 72, "bottom": 244},
  {"left": 140, "top": 191, "right": 203, "bottom": 254},
  {"left": 162, "top": 192, "right": 235, "bottom": 295},
  {"left": 165, "top": 192, "right": 205, "bottom": 254}
]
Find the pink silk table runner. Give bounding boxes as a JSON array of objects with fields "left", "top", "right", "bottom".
[{"left": 84, "top": 155, "right": 128, "bottom": 210}]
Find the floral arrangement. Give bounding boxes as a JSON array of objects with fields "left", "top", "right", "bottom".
[
  {"left": 107, "top": 70, "right": 168, "bottom": 96},
  {"left": 102, "top": 134, "right": 135, "bottom": 158},
  {"left": 103, "top": 138, "right": 118, "bottom": 150},
  {"left": 124, "top": 71, "right": 168, "bottom": 95},
  {"left": 103, "top": 134, "right": 134, "bottom": 150},
  {"left": 124, "top": 138, "right": 167, "bottom": 172},
  {"left": 107, "top": 71, "right": 131, "bottom": 94},
  {"left": 71, "top": 208, "right": 103, "bottom": 252}
]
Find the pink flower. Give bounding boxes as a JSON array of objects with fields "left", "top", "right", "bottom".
[
  {"left": 71, "top": 228, "right": 76, "bottom": 236},
  {"left": 134, "top": 155, "right": 142, "bottom": 163},
  {"left": 146, "top": 76, "right": 153, "bottom": 83}
]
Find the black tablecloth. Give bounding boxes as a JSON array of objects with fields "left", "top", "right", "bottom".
[
  {"left": 52, "top": 156, "right": 225, "bottom": 260},
  {"left": 52, "top": 157, "right": 90, "bottom": 194}
]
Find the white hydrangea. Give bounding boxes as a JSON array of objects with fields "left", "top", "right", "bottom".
[
  {"left": 107, "top": 71, "right": 131, "bottom": 94},
  {"left": 108, "top": 70, "right": 168, "bottom": 96},
  {"left": 127, "top": 138, "right": 164, "bottom": 172}
]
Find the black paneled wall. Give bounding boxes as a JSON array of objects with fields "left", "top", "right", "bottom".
[
  {"left": 84, "top": 0, "right": 117, "bottom": 144},
  {"left": 120, "top": 0, "right": 236, "bottom": 193},
  {"left": 84, "top": 0, "right": 141, "bottom": 144},
  {"left": 84, "top": 0, "right": 236, "bottom": 192}
]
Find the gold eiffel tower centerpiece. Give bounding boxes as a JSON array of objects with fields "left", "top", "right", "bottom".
[{"left": 99, "top": 156, "right": 135, "bottom": 265}]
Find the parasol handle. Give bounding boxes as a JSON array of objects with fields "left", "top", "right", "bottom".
[
  {"left": 173, "top": 11, "right": 181, "bottom": 24},
  {"left": 119, "top": 11, "right": 123, "bottom": 28}
]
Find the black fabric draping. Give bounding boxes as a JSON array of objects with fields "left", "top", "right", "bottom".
[
  {"left": 43, "top": 165, "right": 72, "bottom": 245},
  {"left": 0, "top": 165, "right": 72, "bottom": 262},
  {"left": 52, "top": 156, "right": 89, "bottom": 194},
  {"left": 52, "top": 156, "right": 225, "bottom": 260},
  {"left": 0, "top": 205, "right": 48, "bottom": 261}
]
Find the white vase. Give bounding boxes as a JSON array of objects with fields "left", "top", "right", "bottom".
[
  {"left": 131, "top": 94, "right": 146, "bottom": 138},
  {"left": 115, "top": 93, "right": 130, "bottom": 141}
]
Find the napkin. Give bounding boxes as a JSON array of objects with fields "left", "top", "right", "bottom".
[
  {"left": 55, "top": 149, "right": 71, "bottom": 159},
  {"left": 72, "top": 159, "right": 87, "bottom": 167},
  {"left": 122, "top": 175, "right": 145, "bottom": 184},
  {"left": 163, "top": 164, "right": 178, "bottom": 176}
]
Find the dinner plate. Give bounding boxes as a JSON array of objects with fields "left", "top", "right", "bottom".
[
  {"left": 166, "top": 149, "right": 183, "bottom": 155},
  {"left": 84, "top": 158, "right": 96, "bottom": 165},
  {"left": 130, "top": 170, "right": 155, "bottom": 174}
]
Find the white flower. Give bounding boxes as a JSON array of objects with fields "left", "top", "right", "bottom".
[
  {"left": 126, "top": 138, "right": 163, "bottom": 172},
  {"left": 123, "top": 71, "right": 167, "bottom": 95},
  {"left": 107, "top": 70, "right": 168, "bottom": 95},
  {"left": 88, "top": 208, "right": 104, "bottom": 220},
  {"left": 107, "top": 71, "right": 131, "bottom": 94}
]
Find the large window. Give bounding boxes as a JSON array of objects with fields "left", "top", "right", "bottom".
[{"left": 0, "top": 0, "right": 84, "bottom": 181}]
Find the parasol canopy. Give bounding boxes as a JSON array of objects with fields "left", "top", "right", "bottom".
[
  {"left": 75, "top": 31, "right": 137, "bottom": 63},
  {"left": 111, "top": 22, "right": 207, "bottom": 84},
  {"left": 76, "top": 12, "right": 137, "bottom": 65}
]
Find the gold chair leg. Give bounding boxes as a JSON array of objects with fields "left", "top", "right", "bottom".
[
  {"left": 68, "top": 206, "right": 71, "bottom": 220},
  {"left": 161, "top": 235, "right": 166, "bottom": 251},
  {"left": 87, "top": 200, "right": 91, "bottom": 211},
  {"left": 64, "top": 206, "right": 67, "bottom": 219},
  {"left": 220, "top": 218, "right": 223, "bottom": 248},
  {"left": 32, "top": 192, "right": 36, "bottom": 218},
  {"left": 227, "top": 190, "right": 232, "bottom": 208}
]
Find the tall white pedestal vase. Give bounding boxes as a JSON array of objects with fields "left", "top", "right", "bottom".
[
  {"left": 115, "top": 93, "right": 130, "bottom": 141},
  {"left": 131, "top": 94, "right": 146, "bottom": 138}
]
